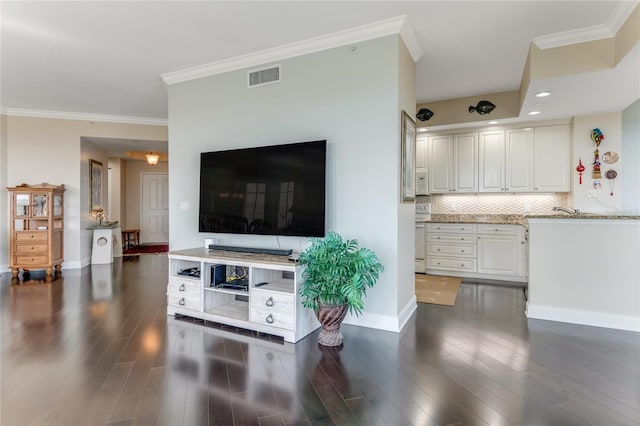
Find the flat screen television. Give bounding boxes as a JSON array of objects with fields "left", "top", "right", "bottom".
[{"left": 199, "top": 140, "right": 326, "bottom": 237}]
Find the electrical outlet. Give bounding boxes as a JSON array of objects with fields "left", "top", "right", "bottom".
[
  {"left": 524, "top": 203, "right": 531, "bottom": 213},
  {"left": 449, "top": 202, "right": 457, "bottom": 212},
  {"left": 587, "top": 190, "right": 597, "bottom": 198}
]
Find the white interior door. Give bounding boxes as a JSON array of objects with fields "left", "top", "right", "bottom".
[{"left": 141, "top": 173, "right": 169, "bottom": 243}]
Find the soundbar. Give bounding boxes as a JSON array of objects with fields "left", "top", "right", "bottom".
[{"left": 209, "top": 245, "right": 292, "bottom": 256}]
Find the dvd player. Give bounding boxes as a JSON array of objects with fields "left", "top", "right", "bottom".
[{"left": 209, "top": 245, "right": 292, "bottom": 256}]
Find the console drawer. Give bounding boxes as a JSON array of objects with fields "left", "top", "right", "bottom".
[
  {"left": 427, "top": 243, "right": 476, "bottom": 258},
  {"left": 426, "top": 256, "right": 476, "bottom": 272},
  {"left": 478, "top": 224, "right": 518, "bottom": 235},
  {"left": 15, "top": 232, "right": 48, "bottom": 242},
  {"left": 426, "top": 223, "right": 476, "bottom": 234},
  {"left": 427, "top": 233, "right": 475, "bottom": 243},
  {"left": 14, "top": 244, "right": 48, "bottom": 254},
  {"left": 168, "top": 276, "right": 201, "bottom": 298},
  {"left": 250, "top": 290, "right": 295, "bottom": 330},
  {"left": 14, "top": 255, "right": 48, "bottom": 265},
  {"left": 167, "top": 293, "right": 200, "bottom": 310}
]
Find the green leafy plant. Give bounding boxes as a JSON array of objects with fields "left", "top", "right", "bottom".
[{"left": 298, "top": 232, "right": 384, "bottom": 316}]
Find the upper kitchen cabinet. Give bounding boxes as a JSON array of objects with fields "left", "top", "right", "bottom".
[
  {"left": 428, "top": 133, "right": 477, "bottom": 193},
  {"left": 416, "top": 135, "right": 427, "bottom": 169},
  {"left": 479, "top": 128, "right": 535, "bottom": 192},
  {"left": 533, "top": 125, "right": 571, "bottom": 192}
]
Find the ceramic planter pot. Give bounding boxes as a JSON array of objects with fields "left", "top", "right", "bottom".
[{"left": 315, "top": 302, "right": 349, "bottom": 346}]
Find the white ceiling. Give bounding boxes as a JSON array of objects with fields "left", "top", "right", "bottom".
[{"left": 2, "top": 1, "right": 638, "bottom": 153}]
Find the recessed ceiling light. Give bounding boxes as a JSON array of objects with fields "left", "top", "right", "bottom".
[
  {"left": 488, "top": 121, "right": 498, "bottom": 125},
  {"left": 535, "top": 91, "right": 552, "bottom": 97},
  {"left": 528, "top": 111, "right": 541, "bottom": 115},
  {"left": 417, "top": 128, "right": 428, "bottom": 132}
]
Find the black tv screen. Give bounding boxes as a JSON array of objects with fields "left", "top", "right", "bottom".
[{"left": 199, "top": 140, "right": 326, "bottom": 237}]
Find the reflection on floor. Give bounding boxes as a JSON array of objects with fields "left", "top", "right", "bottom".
[{"left": 1, "top": 255, "right": 639, "bottom": 425}]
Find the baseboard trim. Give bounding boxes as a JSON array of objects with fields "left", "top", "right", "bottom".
[
  {"left": 343, "top": 296, "right": 417, "bottom": 333},
  {"left": 62, "top": 261, "right": 82, "bottom": 270},
  {"left": 526, "top": 304, "right": 640, "bottom": 332}
]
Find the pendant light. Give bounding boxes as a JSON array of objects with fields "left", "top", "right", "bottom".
[{"left": 146, "top": 152, "right": 159, "bottom": 165}]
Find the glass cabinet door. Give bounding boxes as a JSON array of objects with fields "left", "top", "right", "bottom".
[
  {"left": 53, "top": 194, "right": 63, "bottom": 216},
  {"left": 15, "top": 194, "right": 30, "bottom": 217},
  {"left": 33, "top": 194, "right": 48, "bottom": 217}
]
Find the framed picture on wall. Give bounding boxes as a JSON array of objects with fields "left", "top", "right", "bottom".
[
  {"left": 90, "top": 159, "right": 103, "bottom": 211},
  {"left": 401, "top": 110, "right": 416, "bottom": 203}
]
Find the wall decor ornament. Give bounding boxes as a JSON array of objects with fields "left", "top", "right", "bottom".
[
  {"left": 576, "top": 159, "right": 585, "bottom": 184},
  {"left": 468, "top": 100, "right": 495, "bottom": 115},
  {"left": 602, "top": 151, "right": 619, "bottom": 164},
  {"left": 605, "top": 169, "right": 617, "bottom": 196},
  {"left": 416, "top": 108, "right": 434, "bottom": 121},
  {"left": 591, "top": 128, "right": 604, "bottom": 179}
]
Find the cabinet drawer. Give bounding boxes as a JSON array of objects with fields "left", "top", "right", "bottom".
[
  {"left": 168, "top": 276, "right": 201, "bottom": 297},
  {"left": 427, "top": 243, "right": 476, "bottom": 258},
  {"left": 427, "top": 233, "right": 475, "bottom": 243},
  {"left": 426, "top": 223, "right": 476, "bottom": 234},
  {"left": 15, "top": 232, "right": 48, "bottom": 242},
  {"left": 478, "top": 224, "right": 517, "bottom": 235},
  {"left": 250, "top": 290, "right": 295, "bottom": 330},
  {"left": 14, "top": 244, "right": 48, "bottom": 254},
  {"left": 426, "top": 256, "right": 476, "bottom": 272},
  {"left": 14, "top": 255, "right": 49, "bottom": 265},
  {"left": 167, "top": 293, "right": 200, "bottom": 310}
]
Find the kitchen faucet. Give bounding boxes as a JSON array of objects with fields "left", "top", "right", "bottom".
[{"left": 552, "top": 206, "right": 580, "bottom": 215}]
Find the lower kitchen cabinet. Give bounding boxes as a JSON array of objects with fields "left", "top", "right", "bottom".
[{"left": 426, "top": 223, "right": 527, "bottom": 282}]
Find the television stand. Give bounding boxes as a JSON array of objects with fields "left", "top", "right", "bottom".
[
  {"left": 209, "top": 244, "right": 292, "bottom": 256},
  {"left": 167, "top": 247, "right": 318, "bottom": 343}
]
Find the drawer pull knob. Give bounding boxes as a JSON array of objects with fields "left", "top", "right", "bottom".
[
  {"left": 266, "top": 314, "right": 274, "bottom": 324},
  {"left": 178, "top": 298, "right": 185, "bottom": 306},
  {"left": 437, "top": 262, "right": 441, "bottom": 265},
  {"left": 30, "top": 235, "right": 34, "bottom": 239},
  {"left": 265, "top": 297, "right": 274, "bottom": 307},
  {"left": 461, "top": 238, "right": 465, "bottom": 240},
  {"left": 460, "top": 227, "right": 464, "bottom": 230},
  {"left": 461, "top": 264, "right": 465, "bottom": 267},
  {"left": 437, "top": 237, "right": 441, "bottom": 240},
  {"left": 461, "top": 250, "right": 464, "bottom": 253},
  {"left": 179, "top": 284, "right": 186, "bottom": 292},
  {"left": 495, "top": 228, "right": 499, "bottom": 231},
  {"left": 437, "top": 248, "right": 440, "bottom": 251}
]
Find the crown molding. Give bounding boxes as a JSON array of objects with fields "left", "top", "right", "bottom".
[
  {"left": 1, "top": 108, "right": 167, "bottom": 126},
  {"left": 162, "top": 15, "right": 422, "bottom": 85},
  {"left": 534, "top": 2, "right": 638, "bottom": 49}
]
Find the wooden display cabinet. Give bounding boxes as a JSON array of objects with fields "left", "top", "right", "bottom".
[{"left": 7, "top": 183, "right": 65, "bottom": 281}]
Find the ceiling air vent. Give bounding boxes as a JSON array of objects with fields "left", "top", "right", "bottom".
[{"left": 248, "top": 66, "right": 281, "bottom": 88}]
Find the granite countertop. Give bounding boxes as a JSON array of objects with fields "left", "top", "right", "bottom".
[{"left": 424, "top": 213, "right": 640, "bottom": 226}]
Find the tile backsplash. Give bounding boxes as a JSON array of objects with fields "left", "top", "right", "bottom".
[{"left": 419, "top": 193, "right": 569, "bottom": 215}]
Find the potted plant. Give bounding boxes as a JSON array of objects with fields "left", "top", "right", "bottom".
[{"left": 298, "top": 232, "right": 384, "bottom": 346}]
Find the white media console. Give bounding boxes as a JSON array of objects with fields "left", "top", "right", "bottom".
[{"left": 167, "top": 247, "right": 320, "bottom": 343}]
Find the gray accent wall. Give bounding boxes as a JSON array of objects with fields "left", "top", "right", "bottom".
[
  {"left": 622, "top": 98, "right": 640, "bottom": 213},
  {"left": 167, "top": 35, "right": 417, "bottom": 331}
]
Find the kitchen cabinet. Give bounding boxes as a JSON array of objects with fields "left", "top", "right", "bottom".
[
  {"left": 426, "top": 223, "right": 527, "bottom": 282},
  {"left": 477, "top": 225, "right": 526, "bottom": 277},
  {"left": 425, "top": 223, "right": 477, "bottom": 273},
  {"left": 479, "top": 128, "right": 537, "bottom": 193},
  {"left": 533, "top": 125, "right": 571, "bottom": 192},
  {"left": 432, "top": 124, "right": 569, "bottom": 194},
  {"left": 416, "top": 135, "right": 427, "bottom": 169},
  {"left": 428, "top": 133, "right": 477, "bottom": 193},
  {"left": 415, "top": 222, "right": 425, "bottom": 273}
]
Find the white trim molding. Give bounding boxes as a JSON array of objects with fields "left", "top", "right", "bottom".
[
  {"left": 162, "top": 15, "right": 423, "bottom": 85},
  {"left": 527, "top": 304, "right": 640, "bottom": 333},
  {"left": 2, "top": 108, "right": 168, "bottom": 126},
  {"left": 343, "top": 295, "right": 417, "bottom": 333},
  {"left": 534, "top": 2, "right": 639, "bottom": 49}
]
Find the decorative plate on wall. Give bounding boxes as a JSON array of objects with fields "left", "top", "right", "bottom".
[{"left": 603, "top": 151, "right": 619, "bottom": 164}]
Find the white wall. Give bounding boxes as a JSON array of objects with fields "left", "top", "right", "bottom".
[
  {"left": 1, "top": 115, "right": 167, "bottom": 271},
  {"left": 622, "top": 99, "right": 640, "bottom": 213},
  {"left": 167, "top": 35, "right": 416, "bottom": 331},
  {"left": 0, "top": 115, "right": 8, "bottom": 272},
  {"left": 80, "top": 138, "right": 109, "bottom": 266}
]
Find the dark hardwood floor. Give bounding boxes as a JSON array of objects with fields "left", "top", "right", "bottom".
[{"left": 2, "top": 256, "right": 639, "bottom": 425}]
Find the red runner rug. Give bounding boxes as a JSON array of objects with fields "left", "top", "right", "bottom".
[{"left": 123, "top": 244, "right": 169, "bottom": 255}]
